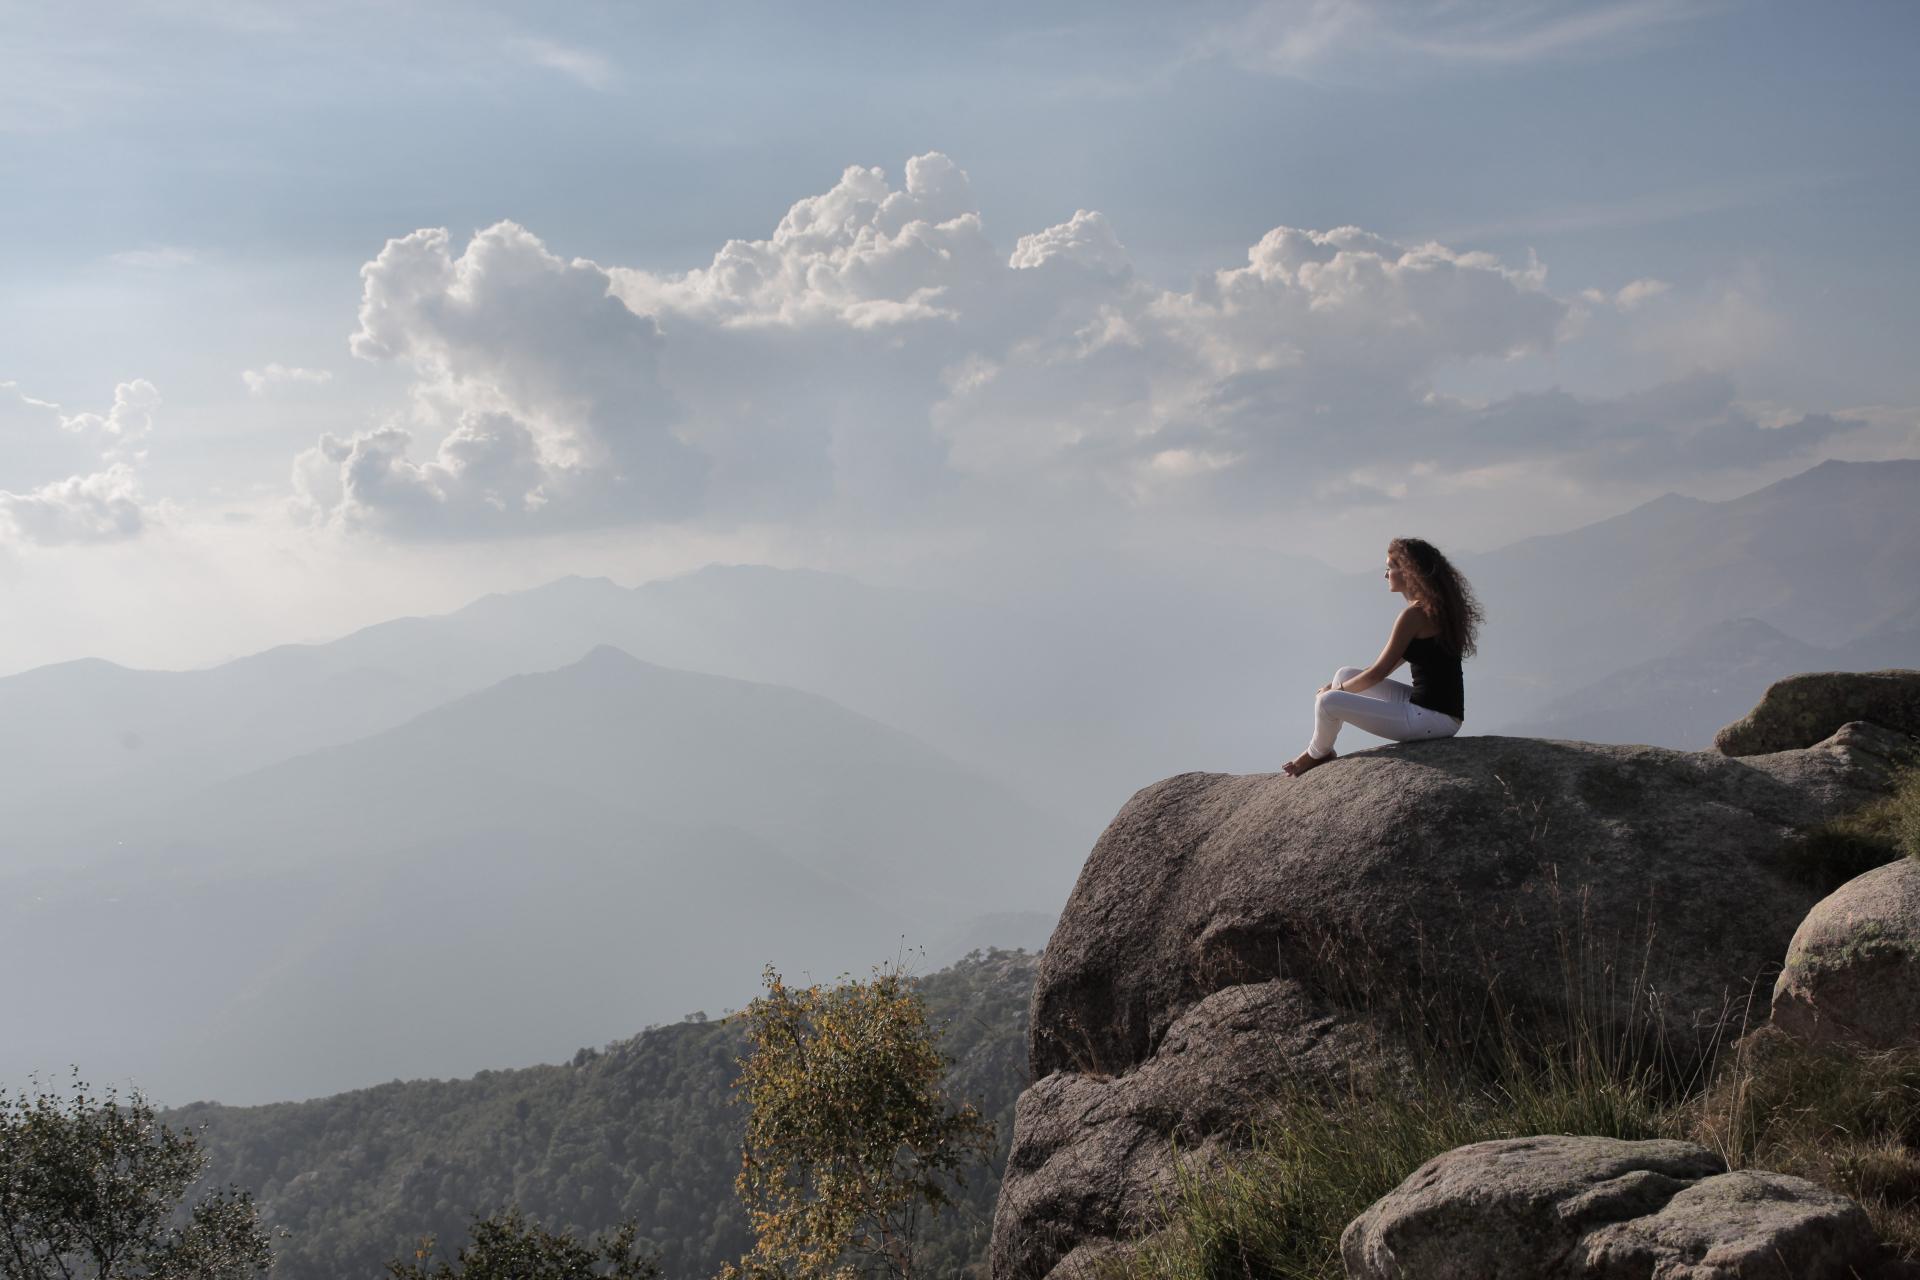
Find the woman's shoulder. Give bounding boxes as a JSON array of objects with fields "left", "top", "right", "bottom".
[{"left": 1401, "top": 604, "right": 1441, "bottom": 637}]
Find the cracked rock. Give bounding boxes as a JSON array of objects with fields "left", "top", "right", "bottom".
[{"left": 1341, "top": 1136, "right": 1876, "bottom": 1280}]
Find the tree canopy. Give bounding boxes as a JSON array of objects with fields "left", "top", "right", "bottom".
[
  {"left": 722, "top": 965, "right": 996, "bottom": 1279},
  {"left": 0, "top": 1074, "right": 272, "bottom": 1280},
  {"left": 387, "top": 1207, "right": 659, "bottom": 1279}
]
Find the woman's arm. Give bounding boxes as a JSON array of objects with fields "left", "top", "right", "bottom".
[{"left": 1324, "top": 608, "right": 1423, "bottom": 694}]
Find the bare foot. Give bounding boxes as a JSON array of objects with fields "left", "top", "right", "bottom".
[{"left": 1282, "top": 749, "right": 1335, "bottom": 778}]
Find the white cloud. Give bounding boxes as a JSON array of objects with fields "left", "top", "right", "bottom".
[
  {"left": 296, "top": 219, "right": 703, "bottom": 534},
  {"left": 0, "top": 380, "right": 167, "bottom": 546},
  {"left": 1612, "top": 277, "right": 1671, "bottom": 310},
  {"left": 242, "top": 363, "right": 334, "bottom": 395},
  {"left": 58, "top": 378, "right": 160, "bottom": 466},
  {"left": 513, "top": 37, "right": 614, "bottom": 90},
  {"left": 609, "top": 152, "right": 995, "bottom": 328},
  {"left": 1203, "top": 0, "right": 1723, "bottom": 79},
  {"left": 294, "top": 151, "right": 1852, "bottom": 540},
  {"left": 1009, "top": 210, "right": 1131, "bottom": 275},
  {"left": 1629, "top": 272, "right": 1787, "bottom": 372},
  {"left": 0, "top": 464, "right": 149, "bottom": 544}
]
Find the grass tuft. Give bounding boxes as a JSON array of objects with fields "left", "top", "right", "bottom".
[
  {"left": 1693, "top": 1028, "right": 1920, "bottom": 1260},
  {"left": 1777, "top": 765, "right": 1920, "bottom": 893}
]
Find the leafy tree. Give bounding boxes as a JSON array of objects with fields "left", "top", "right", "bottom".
[
  {"left": 387, "top": 1207, "right": 658, "bottom": 1279},
  {"left": 719, "top": 966, "right": 996, "bottom": 1280},
  {"left": 0, "top": 1073, "right": 271, "bottom": 1280}
]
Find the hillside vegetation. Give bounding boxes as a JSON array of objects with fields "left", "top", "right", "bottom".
[{"left": 175, "top": 951, "right": 1036, "bottom": 1280}]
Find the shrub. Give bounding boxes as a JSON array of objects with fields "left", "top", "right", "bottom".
[
  {"left": 387, "top": 1207, "right": 659, "bottom": 1279},
  {"left": 0, "top": 1072, "right": 273, "bottom": 1280},
  {"left": 719, "top": 965, "right": 996, "bottom": 1280}
]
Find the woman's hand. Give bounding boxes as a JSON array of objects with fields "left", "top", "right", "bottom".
[{"left": 1318, "top": 682, "right": 1335, "bottom": 694}]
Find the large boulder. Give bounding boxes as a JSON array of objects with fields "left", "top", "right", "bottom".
[
  {"left": 1340, "top": 1135, "right": 1877, "bottom": 1279},
  {"left": 991, "top": 724, "right": 1910, "bottom": 1279},
  {"left": 992, "top": 978, "right": 1403, "bottom": 1280},
  {"left": 1772, "top": 856, "right": 1920, "bottom": 1049},
  {"left": 1716, "top": 670, "right": 1920, "bottom": 757}
]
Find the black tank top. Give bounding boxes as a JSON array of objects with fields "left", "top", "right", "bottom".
[{"left": 1404, "top": 634, "right": 1465, "bottom": 722}]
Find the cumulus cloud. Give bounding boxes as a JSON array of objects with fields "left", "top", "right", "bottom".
[
  {"left": 58, "top": 378, "right": 159, "bottom": 465},
  {"left": 0, "top": 379, "right": 166, "bottom": 546},
  {"left": 242, "top": 363, "right": 333, "bottom": 395},
  {"left": 295, "top": 220, "right": 703, "bottom": 535},
  {"left": 294, "top": 151, "right": 1852, "bottom": 539},
  {"left": 0, "top": 465, "right": 149, "bottom": 544},
  {"left": 610, "top": 152, "right": 995, "bottom": 328}
]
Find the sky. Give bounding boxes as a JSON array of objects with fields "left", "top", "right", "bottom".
[{"left": 2, "top": 0, "right": 1917, "bottom": 675}]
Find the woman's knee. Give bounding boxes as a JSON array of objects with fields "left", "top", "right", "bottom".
[{"left": 1333, "top": 666, "right": 1364, "bottom": 683}]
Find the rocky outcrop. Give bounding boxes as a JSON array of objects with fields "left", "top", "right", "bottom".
[
  {"left": 1340, "top": 1135, "right": 1877, "bottom": 1279},
  {"left": 1716, "top": 670, "right": 1920, "bottom": 757},
  {"left": 1772, "top": 856, "right": 1920, "bottom": 1049},
  {"left": 992, "top": 978, "right": 1404, "bottom": 1280},
  {"left": 991, "top": 720, "right": 1913, "bottom": 1279}
]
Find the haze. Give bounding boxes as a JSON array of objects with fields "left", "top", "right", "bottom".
[{"left": 2, "top": 0, "right": 1916, "bottom": 1105}]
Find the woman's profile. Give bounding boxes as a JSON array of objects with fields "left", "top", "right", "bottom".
[{"left": 1282, "top": 536, "right": 1483, "bottom": 778}]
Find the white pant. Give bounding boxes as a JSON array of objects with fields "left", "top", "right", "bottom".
[{"left": 1308, "top": 666, "right": 1462, "bottom": 759}]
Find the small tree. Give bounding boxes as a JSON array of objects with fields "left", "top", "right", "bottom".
[
  {"left": 387, "top": 1207, "right": 659, "bottom": 1279},
  {"left": 719, "top": 965, "right": 995, "bottom": 1280},
  {"left": 0, "top": 1073, "right": 272, "bottom": 1280}
]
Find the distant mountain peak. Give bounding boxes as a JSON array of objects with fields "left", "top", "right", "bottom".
[
  {"left": 1674, "top": 616, "right": 1814, "bottom": 657},
  {"left": 1636, "top": 490, "right": 1709, "bottom": 513},
  {"left": 575, "top": 643, "right": 647, "bottom": 669}
]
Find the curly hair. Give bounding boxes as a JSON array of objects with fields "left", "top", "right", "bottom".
[{"left": 1389, "top": 536, "right": 1485, "bottom": 659}]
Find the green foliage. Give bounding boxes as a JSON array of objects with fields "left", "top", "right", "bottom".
[
  {"left": 1781, "top": 765, "right": 1920, "bottom": 891},
  {"left": 720, "top": 966, "right": 997, "bottom": 1280},
  {"left": 1892, "top": 766, "right": 1920, "bottom": 862},
  {"left": 176, "top": 950, "right": 1034, "bottom": 1280},
  {"left": 0, "top": 1073, "right": 273, "bottom": 1280},
  {"left": 387, "top": 1206, "right": 659, "bottom": 1279}
]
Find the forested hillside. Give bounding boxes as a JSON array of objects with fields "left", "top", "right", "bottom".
[{"left": 175, "top": 951, "right": 1037, "bottom": 1279}]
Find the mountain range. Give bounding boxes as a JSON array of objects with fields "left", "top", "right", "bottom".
[{"left": 1, "top": 456, "right": 1913, "bottom": 1104}]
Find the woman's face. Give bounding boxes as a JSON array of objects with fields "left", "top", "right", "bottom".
[{"left": 1385, "top": 556, "right": 1408, "bottom": 595}]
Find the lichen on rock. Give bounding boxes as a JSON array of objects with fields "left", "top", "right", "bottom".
[{"left": 1772, "top": 857, "right": 1920, "bottom": 1050}]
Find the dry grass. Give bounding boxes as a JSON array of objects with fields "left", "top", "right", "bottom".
[{"left": 1693, "top": 1027, "right": 1920, "bottom": 1261}]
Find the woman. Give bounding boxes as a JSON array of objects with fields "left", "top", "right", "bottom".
[{"left": 1282, "top": 536, "right": 1483, "bottom": 778}]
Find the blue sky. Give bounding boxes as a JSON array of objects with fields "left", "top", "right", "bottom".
[{"left": 1, "top": 0, "right": 1916, "bottom": 672}]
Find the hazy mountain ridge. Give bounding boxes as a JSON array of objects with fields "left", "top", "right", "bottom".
[
  {"left": 1497, "top": 612, "right": 1917, "bottom": 747},
  {"left": 0, "top": 651, "right": 456, "bottom": 856},
  {"left": 1462, "top": 458, "right": 1920, "bottom": 726},
  {"left": 3, "top": 456, "right": 1915, "bottom": 1107},
  {"left": 2, "top": 649, "right": 1070, "bottom": 1103}
]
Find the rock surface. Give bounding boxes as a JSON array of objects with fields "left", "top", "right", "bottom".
[
  {"left": 991, "top": 723, "right": 1911, "bottom": 1279},
  {"left": 1340, "top": 1135, "right": 1877, "bottom": 1280},
  {"left": 992, "top": 978, "right": 1402, "bottom": 1280},
  {"left": 1716, "top": 670, "right": 1920, "bottom": 757},
  {"left": 1772, "top": 856, "right": 1920, "bottom": 1049}
]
